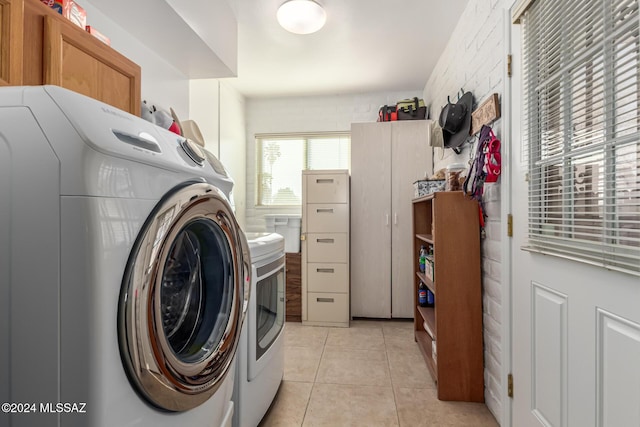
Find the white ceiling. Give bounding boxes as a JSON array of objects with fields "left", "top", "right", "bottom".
[{"left": 224, "top": 0, "right": 469, "bottom": 98}]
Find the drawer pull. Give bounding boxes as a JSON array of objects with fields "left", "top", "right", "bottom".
[
  {"left": 316, "top": 208, "right": 334, "bottom": 213},
  {"left": 316, "top": 179, "right": 334, "bottom": 184},
  {"left": 316, "top": 238, "right": 334, "bottom": 243},
  {"left": 316, "top": 268, "right": 335, "bottom": 273},
  {"left": 316, "top": 297, "right": 335, "bottom": 303}
]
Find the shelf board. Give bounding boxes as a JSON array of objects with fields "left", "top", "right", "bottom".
[
  {"left": 416, "top": 272, "right": 436, "bottom": 293},
  {"left": 417, "top": 306, "right": 436, "bottom": 339},
  {"left": 416, "top": 234, "right": 434, "bottom": 244},
  {"left": 415, "top": 330, "right": 437, "bottom": 382}
]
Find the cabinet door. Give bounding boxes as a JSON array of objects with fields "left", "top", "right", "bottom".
[
  {"left": 391, "top": 120, "right": 432, "bottom": 318},
  {"left": 350, "top": 122, "right": 392, "bottom": 318},
  {"left": 0, "top": 0, "right": 23, "bottom": 86},
  {"left": 43, "top": 15, "right": 141, "bottom": 115}
]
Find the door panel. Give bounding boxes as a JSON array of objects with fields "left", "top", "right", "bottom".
[
  {"left": 509, "top": 6, "right": 640, "bottom": 426},
  {"left": 596, "top": 309, "right": 640, "bottom": 427},
  {"left": 350, "top": 122, "right": 392, "bottom": 318},
  {"left": 391, "top": 120, "right": 432, "bottom": 318}
]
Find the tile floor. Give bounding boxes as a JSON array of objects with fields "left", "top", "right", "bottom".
[{"left": 259, "top": 319, "right": 499, "bottom": 427}]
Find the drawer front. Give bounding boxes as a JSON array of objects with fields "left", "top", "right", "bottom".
[
  {"left": 307, "top": 233, "right": 348, "bottom": 263},
  {"left": 306, "top": 173, "right": 348, "bottom": 203},
  {"left": 307, "top": 292, "right": 349, "bottom": 323},
  {"left": 308, "top": 263, "right": 348, "bottom": 293},
  {"left": 307, "top": 204, "right": 348, "bottom": 232}
]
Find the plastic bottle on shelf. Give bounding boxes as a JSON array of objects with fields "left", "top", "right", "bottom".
[
  {"left": 419, "top": 245, "right": 427, "bottom": 273},
  {"left": 418, "top": 281, "right": 428, "bottom": 307},
  {"left": 427, "top": 289, "right": 435, "bottom": 307}
]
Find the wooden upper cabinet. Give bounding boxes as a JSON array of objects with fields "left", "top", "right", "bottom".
[
  {"left": 17, "top": 0, "right": 141, "bottom": 115},
  {"left": 42, "top": 15, "right": 140, "bottom": 115},
  {"left": 0, "top": 0, "right": 23, "bottom": 86}
]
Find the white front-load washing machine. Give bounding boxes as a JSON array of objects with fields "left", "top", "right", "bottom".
[
  {"left": 233, "top": 233, "right": 285, "bottom": 427},
  {"left": 0, "top": 86, "right": 251, "bottom": 427}
]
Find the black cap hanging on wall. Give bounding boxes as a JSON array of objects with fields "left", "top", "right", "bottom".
[{"left": 439, "top": 90, "right": 473, "bottom": 154}]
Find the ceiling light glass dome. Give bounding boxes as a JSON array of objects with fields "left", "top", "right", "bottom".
[{"left": 277, "top": 0, "right": 326, "bottom": 35}]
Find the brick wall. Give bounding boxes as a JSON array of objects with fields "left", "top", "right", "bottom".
[
  {"left": 244, "top": 90, "right": 421, "bottom": 232},
  {"left": 422, "top": 0, "right": 506, "bottom": 422}
]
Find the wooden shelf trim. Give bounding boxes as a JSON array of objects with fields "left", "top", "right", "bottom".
[
  {"left": 416, "top": 234, "right": 434, "bottom": 244},
  {"left": 416, "top": 272, "right": 435, "bottom": 293},
  {"left": 417, "top": 306, "right": 436, "bottom": 339},
  {"left": 415, "top": 330, "right": 437, "bottom": 381}
]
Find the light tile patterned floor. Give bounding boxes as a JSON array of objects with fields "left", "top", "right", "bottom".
[{"left": 259, "top": 320, "right": 499, "bottom": 427}]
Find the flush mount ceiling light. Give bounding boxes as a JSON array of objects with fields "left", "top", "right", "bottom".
[{"left": 277, "top": 0, "right": 326, "bottom": 35}]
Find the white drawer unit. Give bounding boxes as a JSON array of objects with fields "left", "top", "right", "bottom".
[
  {"left": 307, "top": 263, "right": 349, "bottom": 293},
  {"left": 306, "top": 204, "right": 349, "bottom": 232},
  {"left": 302, "top": 170, "right": 350, "bottom": 327},
  {"left": 306, "top": 233, "right": 348, "bottom": 263},
  {"left": 305, "top": 173, "right": 349, "bottom": 204},
  {"left": 307, "top": 292, "right": 350, "bottom": 325}
]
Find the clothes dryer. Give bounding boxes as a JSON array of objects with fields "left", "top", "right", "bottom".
[
  {"left": 0, "top": 86, "right": 250, "bottom": 427},
  {"left": 232, "top": 233, "right": 286, "bottom": 427}
]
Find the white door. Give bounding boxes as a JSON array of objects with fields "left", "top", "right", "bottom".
[
  {"left": 350, "top": 122, "right": 392, "bottom": 318},
  {"left": 509, "top": 2, "right": 640, "bottom": 426},
  {"left": 390, "top": 121, "right": 432, "bottom": 318}
]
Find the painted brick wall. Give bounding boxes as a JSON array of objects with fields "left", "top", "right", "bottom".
[
  {"left": 422, "top": 0, "right": 506, "bottom": 422},
  {"left": 244, "top": 90, "right": 421, "bottom": 233}
]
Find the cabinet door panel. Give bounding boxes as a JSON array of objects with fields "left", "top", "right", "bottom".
[
  {"left": 43, "top": 15, "right": 141, "bottom": 115},
  {"left": 0, "top": 0, "right": 23, "bottom": 86},
  {"left": 391, "top": 120, "right": 432, "bottom": 318},
  {"left": 350, "top": 122, "right": 392, "bottom": 318}
]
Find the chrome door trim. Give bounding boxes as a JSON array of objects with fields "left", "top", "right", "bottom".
[{"left": 118, "top": 181, "right": 251, "bottom": 412}]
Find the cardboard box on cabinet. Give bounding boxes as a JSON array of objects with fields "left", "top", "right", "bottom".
[{"left": 64, "top": 0, "right": 87, "bottom": 28}]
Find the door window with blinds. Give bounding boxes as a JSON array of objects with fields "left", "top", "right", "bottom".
[
  {"left": 256, "top": 133, "right": 350, "bottom": 206},
  {"left": 517, "top": 0, "right": 640, "bottom": 275}
]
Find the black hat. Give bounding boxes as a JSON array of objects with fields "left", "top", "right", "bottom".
[{"left": 439, "top": 91, "right": 473, "bottom": 150}]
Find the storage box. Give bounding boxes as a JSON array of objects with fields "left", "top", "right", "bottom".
[
  {"left": 413, "top": 179, "right": 445, "bottom": 198},
  {"left": 63, "top": 0, "right": 86, "bottom": 28},
  {"left": 424, "top": 255, "right": 434, "bottom": 281},
  {"left": 265, "top": 214, "right": 301, "bottom": 253},
  {"left": 86, "top": 26, "right": 111, "bottom": 45}
]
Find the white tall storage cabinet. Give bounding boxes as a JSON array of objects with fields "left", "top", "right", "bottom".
[
  {"left": 301, "top": 170, "right": 350, "bottom": 327},
  {"left": 350, "top": 121, "right": 432, "bottom": 318}
]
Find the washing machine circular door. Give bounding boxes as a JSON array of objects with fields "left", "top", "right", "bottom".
[{"left": 118, "top": 181, "right": 251, "bottom": 412}]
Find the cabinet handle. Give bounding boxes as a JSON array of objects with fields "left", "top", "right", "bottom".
[
  {"left": 316, "top": 238, "right": 334, "bottom": 243},
  {"left": 385, "top": 214, "right": 390, "bottom": 226},
  {"left": 316, "top": 208, "right": 334, "bottom": 213},
  {"left": 316, "top": 179, "right": 334, "bottom": 184},
  {"left": 316, "top": 268, "right": 335, "bottom": 273},
  {"left": 394, "top": 213, "right": 398, "bottom": 225},
  {"left": 317, "top": 297, "right": 335, "bottom": 303}
]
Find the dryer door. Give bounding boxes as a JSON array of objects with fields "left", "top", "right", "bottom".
[{"left": 118, "top": 181, "right": 250, "bottom": 412}]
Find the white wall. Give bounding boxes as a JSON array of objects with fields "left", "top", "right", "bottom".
[
  {"left": 219, "top": 82, "right": 247, "bottom": 228},
  {"left": 81, "top": 2, "right": 190, "bottom": 116},
  {"left": 244, "top": 90, "right": 422, "bottom": 233},
  {"left": 188, "top": 80, "right": 247, "bottom": 228},
  {"left": 422, "top": 0, "right": 506, "bottom": 422}
]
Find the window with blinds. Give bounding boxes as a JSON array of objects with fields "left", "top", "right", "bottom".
[
  {"left": 520, "top": 0, "right": 640, "bottom": 275},
  {"left": 256, "top": 133, "right": 350, "bottom": 206}
]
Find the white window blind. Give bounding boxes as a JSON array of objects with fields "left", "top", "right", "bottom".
[
  {"left": 256, "top": 133, "right": 350, "bottom": 206},
  {"left": 521, "top": 0, "right": 640, "bottom": 275}
]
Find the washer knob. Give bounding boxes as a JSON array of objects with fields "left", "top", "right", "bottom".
[{"left": 180, "top": 138, "right": 205, "bottom": 165}]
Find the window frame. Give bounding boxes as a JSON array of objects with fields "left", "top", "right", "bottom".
[{"left": 255, "top": 132, "right": 351, "bottom": 207}]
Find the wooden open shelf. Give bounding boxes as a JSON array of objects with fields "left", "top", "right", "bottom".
[{"left": 412, "top": 192, "right": 484, "bottom": 402}]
